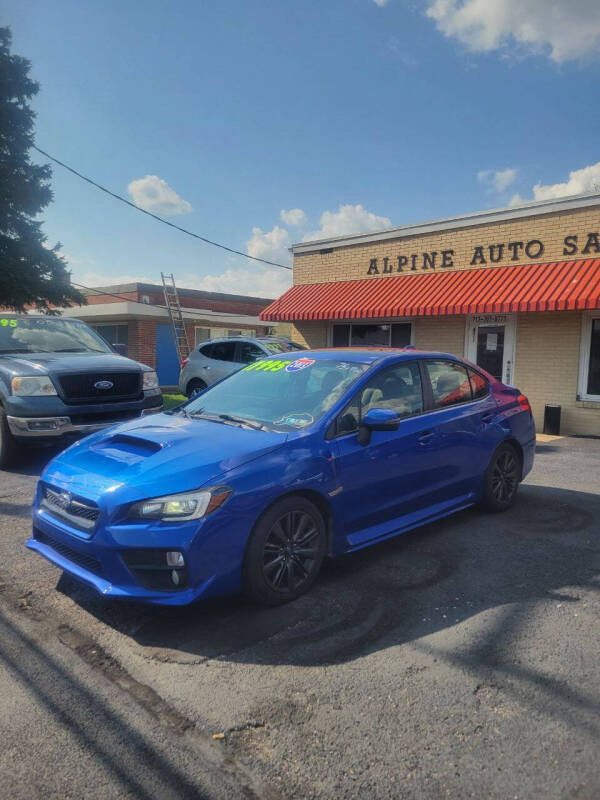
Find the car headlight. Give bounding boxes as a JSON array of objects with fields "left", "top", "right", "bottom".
[
  {"left": 11, "top": 376, "right": 57, "bottom": 396},
  {"left": 128, "top": 486, "right": 232, "bottom": 522},
  {"left": 142, "top": 370, "right": 159, "bottom": 390}
]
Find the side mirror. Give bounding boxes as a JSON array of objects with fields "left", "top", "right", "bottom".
[
  {"left": 112, "top": 342, "right": 127, "bottom": 356},
  {"left": 357, "top": 407, "right": 401, "bottom": 445}
]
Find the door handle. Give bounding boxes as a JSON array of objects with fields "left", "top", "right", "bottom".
[
  {"left": 418, "top": 430, "right": 435, "bottom": 444},
  {"left": 481, "top": 413, "right": 494, "bottom": 424}
]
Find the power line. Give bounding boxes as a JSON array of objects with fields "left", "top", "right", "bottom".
[
  {"left": 71, "top": 281, "right": 273, "bottom": 323},
  {"left": 32, "top": 145, "right": 292, "bottom": 271}
]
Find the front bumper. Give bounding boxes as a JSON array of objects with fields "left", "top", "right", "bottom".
[
  {"left": 26, "top": 533, "right": 215, "bottom": 605},
  {"left": 7, "top": 406, "right": 163, "bottom": 438},
  {"left": 26, "top": 486, "right": 243, "bottom": 605}
]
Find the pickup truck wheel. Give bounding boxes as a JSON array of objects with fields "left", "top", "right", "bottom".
[
  {"left": 0, "top": 408, "right": 18, "bottom": 469},
  {"left": 186, "top": 378, "right": 206, "bottom": 398}
]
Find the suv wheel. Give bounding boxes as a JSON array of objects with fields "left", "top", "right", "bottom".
[
  {"left": 0, "top": 408, "right": 18, "bottom": 469},
  {"left": 186, "top": 378, "right": 206, "bottom": 398},
  {"left": 481, "top": 442, "right": 521, "bottom": 512},
  {"left": 243, "top": 497, "right": 327, "bottom": 605}
]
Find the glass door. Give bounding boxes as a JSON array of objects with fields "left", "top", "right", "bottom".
[
  {"left": 476, "top": 325, "right": 504, "bottom": 379},
  {"left": 466, "top": 314, "right": 516, "bottom": 384}
]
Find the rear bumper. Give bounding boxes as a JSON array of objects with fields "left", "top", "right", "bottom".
[{"left": 7, "top": 406, "right": 163, "bottom": 438}]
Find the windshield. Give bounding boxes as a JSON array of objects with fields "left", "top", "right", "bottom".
[
  {"left": 183, "top": 356, "right": 367, "bottom": 432},
  {"left": 0, "top": 316, "right": 113, "bottom": 354},
  {"left": 259, "top": 340, "right": 306, "bottom": 354}
]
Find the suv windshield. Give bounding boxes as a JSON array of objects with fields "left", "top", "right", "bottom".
[
  {"left": 0, "top": 317, "right": 112, "bottom": 354},
  {"left": 184, "top": 356, "right": 367, "bottom": 432}
]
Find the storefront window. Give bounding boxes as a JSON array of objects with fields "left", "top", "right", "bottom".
[
  {"left": 332, "top": 323, "right": 411, "bottom": 348},
  {"left": 587, "top": 318, "right": 600, "bottom": 396}
]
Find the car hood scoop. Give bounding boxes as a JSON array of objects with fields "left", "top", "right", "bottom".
[{"left": 42, "top": 413, "right": 287, "bottom": 504}]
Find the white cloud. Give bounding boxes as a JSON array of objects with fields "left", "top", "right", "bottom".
[
  {"left": 70, "top": 267, "right": 290, "bottom": 300},
  {"left": 246, "top": 225, "right": 292, "bottom": 266},
  {"left": 478, "top": 167, "right": 518, "bottom": 193},
  {"left": 127, "top": 175, "right": 192, "bottom": 216},
  {"left": 373, "top": 0, "right": 390, "bottom": 6},
  {"left": 504, "top": 161, "right": 600, "bottom": 206},
  {"left": 280, "top": 208, "right": 307, "bottom": 226},
  {"left": 425, "top": 0, "right": 600, "bottom": 63},
  {"left": 303, "top": 204, "right": 391, "bottom": 242},
  {"left": 531, "top": 161, "right": 600, "bottom": 200},
  {"left": 187, "top": 267, "right": 292, "bottom": 298}
]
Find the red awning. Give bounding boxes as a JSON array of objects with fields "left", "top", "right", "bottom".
[{"left": 260, "top": 258, "right": 600, "bottom": 321}]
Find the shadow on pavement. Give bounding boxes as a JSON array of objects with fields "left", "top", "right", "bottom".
[
  {"left": 58, "top": 483, "right": 600, "bottom": 668},
  {"left": 0, "top": 611, "right": 214, "bottom": 799}
]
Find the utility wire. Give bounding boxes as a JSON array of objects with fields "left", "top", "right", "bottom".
[
  {"left": 71, "top": 281, "right": 272, "bottom": 322},
  {"left": 32, "top": 145, "right": 292, "bottom": 271}
]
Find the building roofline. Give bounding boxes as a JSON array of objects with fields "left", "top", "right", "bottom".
[
  {"left": 291, "top": 192, "right": 600, "bottom": 254},
  {"left": 81, "top": 282, "right": 274, "bottom": 305}
]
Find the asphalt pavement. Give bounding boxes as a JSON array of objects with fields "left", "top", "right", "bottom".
[{"left": 0, "top": 435, "right": 599, "bottom": 799}]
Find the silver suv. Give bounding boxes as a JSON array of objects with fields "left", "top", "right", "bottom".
[{"left": 178, "top": 336, "right": 306, "bottom": 396}]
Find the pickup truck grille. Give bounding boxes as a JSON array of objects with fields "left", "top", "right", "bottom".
[{"left": 58, "top": 372, "right": 141, "bottom": 403}]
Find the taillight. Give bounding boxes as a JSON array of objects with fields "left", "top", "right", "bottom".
[
  {"left": 517, "top": 394, "right": 531, "bottom": 412},
  {"left": 181, "top": 358, "right": 188, "bottom": 369}
]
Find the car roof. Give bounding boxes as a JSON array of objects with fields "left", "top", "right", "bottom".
[
  {"left": 296, "top": 347, "right": 464, "bottom": 365},
  {"left": 200, "top": 336, "right": 300, "bottom": 345}
]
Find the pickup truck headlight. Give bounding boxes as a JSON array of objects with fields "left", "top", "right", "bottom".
[
  {"left": 11, "top": 376, "right": 57, "bottom": 396},
  {"left": 129, "top": 486, "right": 231, "bottom": 522},
  {"left": 142, "top": 370, "right": 159, "bottom": 390}
]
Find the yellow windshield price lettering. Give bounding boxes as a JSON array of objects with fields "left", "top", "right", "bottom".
[
  {"left": 0, "top": 318, "right": 18, "bottom": 328},
  {"left": 243, "top": 359, "right": 292, "bottom": 373}
]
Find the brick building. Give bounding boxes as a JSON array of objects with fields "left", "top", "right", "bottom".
[
  {"left": 62, "top": 282, "right": 278, "bottom": 385},
  {"left": 261, "top": 193, "right": 600, "bottom": 436}
]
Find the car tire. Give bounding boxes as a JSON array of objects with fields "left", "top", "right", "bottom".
[
  {"left": 243, "top": 496, "right": 327, "bottom": 606},
  {"left": 186, "top": 378, "right": 207, "bottom": 398},
  {"left": 0, "top": 407, "right": 18, "bottom": 470},
  {"left": 481, "top": 442, "right": 521, "bottom": 513}
]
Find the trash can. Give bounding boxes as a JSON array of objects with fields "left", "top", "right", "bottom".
[{"left": 543, "top": 404, "right": 561, "bottom": 435}]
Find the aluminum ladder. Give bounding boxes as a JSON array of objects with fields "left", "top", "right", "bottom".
[{"left": 161, "top": 272, "right": 191, "bottom": 363}]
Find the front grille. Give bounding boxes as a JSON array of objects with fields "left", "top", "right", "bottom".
[
  {"left": 41, "top": 486, "right": 99, "bottom": 531},
  {"left": 33, "top": 528, "right": 103, "bottom": 576},
  {"left": 58, "top": 372, "right": 141, "bottom": 403}
]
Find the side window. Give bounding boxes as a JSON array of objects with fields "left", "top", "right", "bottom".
[
  {"left": 199, "top": 343, "right": 213, "bottom": 358},
  {"left": 332, "top": 361, "right": 425, "bottom": 437},
  {"left": 360, "top": 361, "right": 424, "bottom": 419},
  {"left": 210, "top": 341, "right": 237, "bottom": 362},
  {"left": 469, "top": 369, "right": 489, "bottom": 399},
  {"left": 425, "top": 360, "right": 472, "bottom": 408},
  {"left": 236, "top": 341, "right": 264, "bottom": 364}
]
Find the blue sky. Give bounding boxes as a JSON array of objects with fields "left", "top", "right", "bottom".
[{"left": 5, "top": 0, "right": 600, "bottom": 297}]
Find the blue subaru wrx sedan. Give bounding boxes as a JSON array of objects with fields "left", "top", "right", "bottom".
[{"left": 27, "top": 348, "right": 535, "bottom": 606}]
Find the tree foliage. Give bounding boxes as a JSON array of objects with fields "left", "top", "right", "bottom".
[{"left": 0, "top": 26, "right": 85, "bottom": 313}]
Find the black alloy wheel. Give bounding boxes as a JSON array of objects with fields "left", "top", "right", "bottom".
[
  {"left": 482, "top": 443, "right": 521, "bottom": 512},
  {"left": 263, "top": 510, "right": 321, "bottom": 594},
  {"left": 244, "top": 497, "right": 326, "bottom": 605}
]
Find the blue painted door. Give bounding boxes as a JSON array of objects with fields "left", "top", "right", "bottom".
[{"left": 156, "top": 324, "right": 180, "bottom": 385}]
